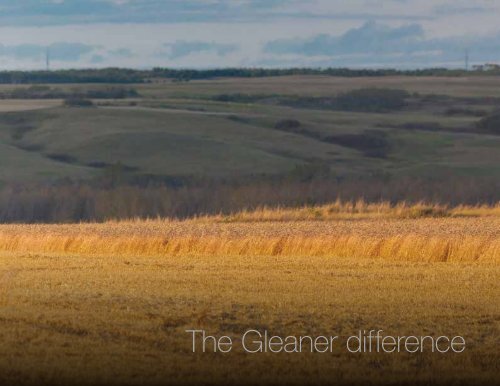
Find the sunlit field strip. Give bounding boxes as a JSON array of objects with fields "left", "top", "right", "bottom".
[
  {"left": 0, "top": 234, "right": 498, "bottom": 263},
  {"left": 203, "top": 201, "right": 500, "bottom": 222},
  {"left": 0, "top": 202, "right": 498, "bottom": 263}
]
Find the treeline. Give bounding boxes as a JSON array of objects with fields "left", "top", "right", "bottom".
[
  {"left": 0, "top": 176, "right": 498, "bottom": 223},
  {"left": 151, "top": 67, "right": 500, "bottom": 80},
  {"left": 0, "top": 67, "right": 499, "bottom": 84},
  {"left": 0, "top": 69, "right": 144, "bottom": 84},
  {"left": 215, "top": 88, "right": 410, "bottom": 113},
  {"left": 0, "top": 85, "right": 139, "bottom": 99}
]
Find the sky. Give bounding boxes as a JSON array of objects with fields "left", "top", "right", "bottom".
[{"left": 0, "top": 0, "right": 500, "bottom": 70}]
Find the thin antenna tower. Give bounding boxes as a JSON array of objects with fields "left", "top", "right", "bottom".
[
  {"left": 46, "top": 47, "right": 50, "bottom": 71},
  {"left": 465, "top": 48, "right": 469, "bottom": 71}
]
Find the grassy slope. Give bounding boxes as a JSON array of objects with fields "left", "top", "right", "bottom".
[
  {"left": 0, "top": 142, "right": 92, "bottom": 182},
  {"left": 138, "top": 75, "right": 500, "bottom": 98},
  {"left": 0, "top": 76, "right": 499, "bottom": 183}
]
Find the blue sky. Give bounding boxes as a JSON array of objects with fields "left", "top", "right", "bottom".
[{"left": 0, "top": 0, "right": 499, "bottom": 69}]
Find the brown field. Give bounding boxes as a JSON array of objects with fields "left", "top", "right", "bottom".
[
  {"left": 0, "top": 203, "right": 498, "bottom": 385},
  {"left": 141, "top": 75, "right": 500, "bottom": 98},
  {"left": 0, "top": 99, "right": 62, "bottom": 112}
]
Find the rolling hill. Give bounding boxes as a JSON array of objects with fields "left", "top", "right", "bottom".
[{"left": 0, "top": 76, "right": 499, "bottom": 185}]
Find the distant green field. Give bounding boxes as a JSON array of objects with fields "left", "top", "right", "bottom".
[{"left": 0, "top": 76, "right": 499, "bottom": 184}]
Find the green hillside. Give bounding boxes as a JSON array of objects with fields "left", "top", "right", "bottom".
[{"left": 0, "top": 76, "right": 499, "bottom": 184}]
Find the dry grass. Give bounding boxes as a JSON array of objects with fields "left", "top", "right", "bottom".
[
  {"left": 213, "top": 200, "right": 500, "bottom": 221},
  {"left": 0, "top": 99, "right": 61, "bottom": 112},
  {"left": 0, "top": 253, "right": 498, "bottom": 385},
  {"left": 0, "top": 202, "right": 498, "bottom": 263}
]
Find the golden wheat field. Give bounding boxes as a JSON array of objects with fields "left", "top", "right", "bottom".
[{"left": 0, "top": 202, "right": 498, "bottom": 385}]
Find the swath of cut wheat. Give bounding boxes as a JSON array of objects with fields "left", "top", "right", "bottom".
[{"left": 0, "top": 201, "right": 498, "bottom": 263}]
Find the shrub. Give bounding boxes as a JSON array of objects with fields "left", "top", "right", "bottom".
[
  {"left": 273, "top": 119, "right": 323, "bottom": 140},
  {"left": 64, "top": 98, "right": 94, "bottom": 108},
  {"left": 46, "top": 153, "right": 78, "bottom": 164},
  {"left": 477, "top": 111, "right": 500, "bottom": 134},
  {"left": 274, "top": 89, "right": 409, "bottom": 112},
  {"left": 325, "top": 130, "right": 391, "bottom": 158},
  {"left": 84, "top": 87, "right": 139, "bottom": 99},
  {"left": 289, "top": 162, "right": 331, "bottom": 182},
  {"left": 212, "top": 94, "right": 264, "bottom": 103},
  {"left": 391, "top": 122, "right": 443, "bottom": 131},
  {"left": 274, "top": 119, "right": 301, "bottom": 130},
  {"left": 445, "top": 108, "right": 487, "bottom": 117},
  {"left": 1, "top": 86, "right": 139, "bottom": 100},
  {"left": 403, "top": 206, "right": 450, "bottom": 219},
  {"left": 334, "top": 88, "right": 410, "bottom": 112}
]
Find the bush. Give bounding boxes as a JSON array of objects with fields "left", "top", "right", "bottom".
[
  {"left": 46, "top": 153, "right": 78, "bottom": 164},
  {"left": 325, "top": 130, "right": 391, "bottom": 158},
  {"left": 290, "top": 162, "right": 331, "bottom": 182},
  {"left": 84, "top": 87, "right": 139, "bottom": 99},
  {"left": 274, "top": 119, "right": 301, "bottom": 130},
  {"left": 477, "top": 112, "right": 500, "bottom": 134},
  {"left": 273, "top": 119, "right": 323, "bottom": 140},
  {"left": 212, "top": 94, "right": 264, "bottom": 103},
  {"left": 1, "top": 86, "right": 139, "bottom": 100},
  {"left": 64, "top": 98, "right": 94, "bottom": 108},
  {"left": 403, "top": 206, "right": 450, "bottom": 219},
  {"left": 334, "top": 88, "right": 409, "bottom": 112},
  {"left": 239, "top": 89, "right": 410, "bottom": 113},
  {"left": 445, "top": 108, "right": 487, "bottom": 117},
  {"left": 0, "top": 175, "right": 498, "bottom": 223},
  {"left": 390, "top": 122, "right": 443, "bottom": 132}
]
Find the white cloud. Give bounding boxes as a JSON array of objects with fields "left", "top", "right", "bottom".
[{"left": 0, "top": 1, "right": 499, "bottom": 68}]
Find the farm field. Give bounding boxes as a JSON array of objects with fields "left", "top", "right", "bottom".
[
  {"left": 0, "top": 204, "right": 498, "bottom": 385},
  {"left": 0, "top": 99, "right": 61, "bottom": 112}
]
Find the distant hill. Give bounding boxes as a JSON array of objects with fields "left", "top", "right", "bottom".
[{"left": 1, "top": 75, "right": 499, "bottom": 221}]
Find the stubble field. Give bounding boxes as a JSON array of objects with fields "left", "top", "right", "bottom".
[{"left": 0, "top": 203, "right": 498, "bottom": 385}]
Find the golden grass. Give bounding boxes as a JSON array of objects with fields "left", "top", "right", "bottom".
[
  {"left": 0, "top": 202, "right": 498, "bottom": 263},
  {"left": 0, "top": 253, "right": 498, "bottom": 385},
  {"left": 213, "top": 200, "right": 500, "bottom": 221}
]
